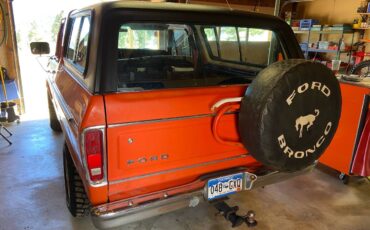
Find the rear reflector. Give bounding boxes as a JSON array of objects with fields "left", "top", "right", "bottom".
[{"left": 84, "top": 129, "right": 104, "bottom": 182}]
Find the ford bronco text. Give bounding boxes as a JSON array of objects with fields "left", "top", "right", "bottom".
[{"left": 30, "top": 1, "right": 341, "bottom": 229}]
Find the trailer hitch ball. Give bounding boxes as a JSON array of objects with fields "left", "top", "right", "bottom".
[
  {"left": 244, "top": 210, "right": 257, "bottom": 227},
  {"left": 214, "top": 201, "right": 257, "bottom": 228}
]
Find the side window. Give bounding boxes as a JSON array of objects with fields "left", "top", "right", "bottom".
[
  {"left": 76, "top": 17, "right": 90, "bottom": 69},
  {"left": 238, "top": 27, "right": 248, "bottom": 41},
  {"left": 219, "top": 26, "right": 239, "bottom": 61},
  {"left": 118, "top": 27, "right": 129, "bottom": 49},
  {"left": 55, "top": 19, "right": 65, "bottom": 59},
  {"left": 203, "top": 27, "right": 219, "bottom": 57},
  {"left": 220, "top": 27, "right": 237, "bottom": 41},
  {"left": 118, "top": 26, "right": 160, "bottom": 50},
  {"left": 172, "top": 29, "right": 191, "bottom": 57},
  {"left": 66, "top": 17, "right": 81, "bottom": 61},
  {"left": 65, "top": 15, "right": 91, "bottom": 73},
  {"left": 203, "top": 26, "right": 284, "bottom": 66}
]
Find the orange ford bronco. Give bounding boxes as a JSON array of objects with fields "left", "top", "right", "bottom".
[{"left": 30, "top": 1, "right": 341, "bottom": 229}]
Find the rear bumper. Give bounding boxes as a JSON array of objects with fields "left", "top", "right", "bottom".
[{"left": 91, "top": 164, "right": 315, "bottom": 229}]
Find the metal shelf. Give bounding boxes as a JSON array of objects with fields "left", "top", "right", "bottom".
[
  {"left": 294, "top": 30, "right": 354, "bottom": 34},
  {"left": 304, "top": 48, "right": 348, "bottom": 53},
  {"left": 293, "top": 26, "right": 355, "bottom": 61}
]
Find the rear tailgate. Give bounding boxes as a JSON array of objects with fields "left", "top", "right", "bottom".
[{"left": 105, "top": 85, "right": 257, "bottom": 201}]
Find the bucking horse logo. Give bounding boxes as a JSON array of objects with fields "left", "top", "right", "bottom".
[{"left": 295, "top": 109, "right": 320, "bottom": 138}]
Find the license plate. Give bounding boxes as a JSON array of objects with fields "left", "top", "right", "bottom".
[{"left": 207, "top": 173, "right": 243, "bottom": 200}]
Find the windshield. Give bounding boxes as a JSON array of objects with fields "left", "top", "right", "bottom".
[{"left": 116, "top": 23, "right": 285, "bottom": 91}]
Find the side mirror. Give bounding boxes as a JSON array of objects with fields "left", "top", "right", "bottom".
[{"left": 30, "top": 42, "right": 50, "bottom": 55}]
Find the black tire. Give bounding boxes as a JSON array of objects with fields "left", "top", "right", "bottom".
[
  {"left": 63, "top": 144, "right": 90, "bottom": 217},
  {"left": 350, "top": 60, "right": 370, "bottom": 77},
  {"left": 239, "top": 59, "right": 342, "bottom": 172},
  {"left": 47, "top": 91, "right": 62, "bottom": 132}
]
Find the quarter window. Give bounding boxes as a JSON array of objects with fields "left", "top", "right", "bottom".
[
  {"left": 75, "top": 17, "right": 91, "bottom": 69},
  {"left": 65, "top": 15, "right": 91, "bottom": 74},
  {"left": 66, "top": 17, "right": 81, "bottom": 61},
  {"left": 203, "top": 26, "right": 282, "bottom": 66},
  {"left": 220, "top": 27, "right": 237, "bottom": 42},
  {"left": 203, "top": 28, "right": 218, "bottom": 57}
]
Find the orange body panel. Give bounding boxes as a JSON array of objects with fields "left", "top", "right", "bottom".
[
  {"left": 54, "top": 69, "right": 108, "bottom": 205},
  {"left": 320, "top": 83, "right": 370, "bottom": 173},
  {"left": 104, "top": 85, "right": 258, "bottom": 201},
  {"left": 80, "top": 96, "right": 106, "bottom": 129},
  {"left": 104, "top": 85, "right": 246, "bottom": 124}
]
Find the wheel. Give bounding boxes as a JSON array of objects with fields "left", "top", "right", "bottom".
[
  {"left": 63, "top": 144, "right": 90, "bottom": 217},
  {"left": 350, "top": 60, "right": 370, "bottom": 77},
  {"left": 239, "top": 59, "right": 342, "bottom": 172},
  {"left": 47, "top": 90, "right": 62, "bottom": 132},
  {"left": 339, "top": 173, "right": 349, "bottom": 185}
]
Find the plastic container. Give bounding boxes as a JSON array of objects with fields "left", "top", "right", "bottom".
[
  {"left": 299, "top": 43, "right": 308, "bottom": 50},
  {"left": 318, "top": 41, "right": 329, "bottom": 50},
  {"left": 299, "top": 19, "right": 319, "bottom": 30},
  {"left": 331, "top": 60, "right": 341, "bottom": 71}
]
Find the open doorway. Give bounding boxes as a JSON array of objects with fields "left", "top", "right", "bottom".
[{"left": 13, "top": 0, "right": 101, "bottom": 121}]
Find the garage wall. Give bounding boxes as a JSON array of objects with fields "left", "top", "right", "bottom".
[
  {"left": 0, "top": 0, "right": 24, "bottom": 112},
  {"left": 0, "top": 0, "right": 19, "bottom": 80},
  {"left": 296, "top": 0, "right": 364, "bottom": 44},
  {"left": 296, "top": 0, "right": 366, "bottom": 59},
  {"left": 297, "top": 0, "right": 362, "bottom": 24},
  {"left": 190, "top": 1, "right": 274, "bottom": 14}
]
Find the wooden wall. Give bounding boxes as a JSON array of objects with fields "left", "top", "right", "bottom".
[
  {"left": 181, "top": 0, "right": 275, "bottom": 14},
  {"left": 296, "top": 0, "right": 366, "bottom": 59},
  {"left": 0, "top": 0, "right": 19, "bottom": 80},
  {"left": 0, "top": 0, "right": 23, "bottom": 113},
  {"left": 297, "top": 0, "right": 362, "bottom": 25}
]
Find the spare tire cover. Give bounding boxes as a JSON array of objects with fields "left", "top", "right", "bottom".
[{"left": 239, "top": 59, "right": 341, "bottom": 172}]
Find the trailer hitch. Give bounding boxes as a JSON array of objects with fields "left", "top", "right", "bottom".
[{"left": 214, "top": 200, "right": 257, "bottom": 228}]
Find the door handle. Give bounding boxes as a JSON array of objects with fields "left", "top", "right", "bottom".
[{"left": 211, "top": 97, "right": 242, "bottom": 112}]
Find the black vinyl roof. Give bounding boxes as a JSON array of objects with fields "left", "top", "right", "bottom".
[{"left": 78, "top": 0, "right": 280, "bottom": 22}]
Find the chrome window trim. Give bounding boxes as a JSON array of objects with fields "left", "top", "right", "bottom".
[
  {"left": 48, "top": 79, "right": 82, "bottom": 166},
  {"left": 49, "top": 79, "right": 76, "bottom": 128},
  {"left": 81, "top": 125, "right": 108, "bottom": 187}
]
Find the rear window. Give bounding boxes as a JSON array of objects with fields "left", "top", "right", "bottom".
[{"left": 116, "top": 23, "right": 285, "bottom": 92}]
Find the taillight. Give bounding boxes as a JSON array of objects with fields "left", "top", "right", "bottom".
[{"left": 84, "top": 129, "right": 104, "bottom": 182}]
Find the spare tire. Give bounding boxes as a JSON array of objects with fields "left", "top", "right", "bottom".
[{"left": 239, "top": 59, "right": 341, "bottom": 172}]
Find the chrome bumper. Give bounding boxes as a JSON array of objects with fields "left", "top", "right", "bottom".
[{"left": 91, "top": 164, "right": 315, "bottom": 229}]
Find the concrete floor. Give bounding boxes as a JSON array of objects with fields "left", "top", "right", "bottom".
[{"left": 0, "top": 118, "right": 369, "bottom": 230}]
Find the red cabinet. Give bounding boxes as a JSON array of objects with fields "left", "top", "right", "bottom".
[{"left": 320, "top": 82, "right": 370, "bottom": 177}]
